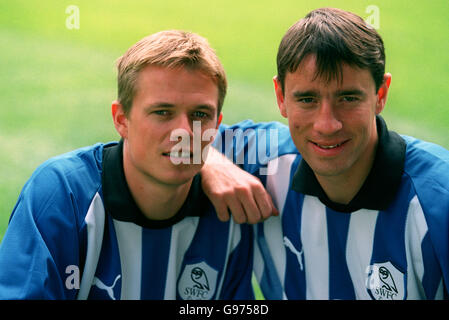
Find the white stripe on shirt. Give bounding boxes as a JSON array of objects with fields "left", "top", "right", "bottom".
[
  {"left": 266, "top": 154, "right": 297, "bottom": 214},
  {"left": 345, "top": 209, "right": 379, "bottom": 299},
  {"left": 301, "top": 196, "right": 329, "bottom": 299},
  {"left": 404, "top": 195, "right": 427, "bottom": 299},
  {"left": 113, "top": 220, "right": 142, "bottom": 300},
  {"left": 263, "top": 155, "right": 297, "bottom": 297},
  {"left": 77, "top": 193, "right": 106, "bottom": 300},
  {"left": 164, "top": 217, "right": 200, "bottom": 299}
]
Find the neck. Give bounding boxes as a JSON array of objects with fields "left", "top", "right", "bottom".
[
  {"left": 315, "top": 171, "right": 368, "bottom": 205},
  {"left": 123, "top": 151, "right": 192, "bottom": 222}
]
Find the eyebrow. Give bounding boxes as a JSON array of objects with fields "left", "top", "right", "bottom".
[
  {"left": 292, "top": 89, "right": 366, "bottom": 99},
  {"left": 144, "top": 102, "right": 216, "bottom": 112},
  {"left": 335, "top": 89, "right": 366, "bottom": 97},
  {"left": 194, "top": 104, "right": 216, "bottom": 112},
  {"left": 145, "top": 102, "right": 174, "bottom": 109},
  {"left": 292, "top": 90, "right": 320, "bottom": 98}
]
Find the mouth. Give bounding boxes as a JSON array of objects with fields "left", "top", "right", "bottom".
[
  {"left": 309, "top": 139, "right": 349, "bottom": 155},
  {"left": 162, "top": 151, "right": 193, "bottom": 160},
  {"left": 311, "top": 141, "right": 346, "bottom": 149}
]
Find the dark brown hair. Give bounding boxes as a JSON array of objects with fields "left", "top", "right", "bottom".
[{"left": 277, "top": 7, "right": 385, "bottom": 93}]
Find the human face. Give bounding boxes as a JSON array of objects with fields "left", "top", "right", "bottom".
[
  {"left": 113, "top": 65, "right": 221, "bottom": 187},
  {"left": 274, "top": 55, "right": 390, "bottom": 182}
]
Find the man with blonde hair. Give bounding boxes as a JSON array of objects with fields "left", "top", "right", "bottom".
[{"left": 0, "top": 30, "right": 257, "bottom": 300}]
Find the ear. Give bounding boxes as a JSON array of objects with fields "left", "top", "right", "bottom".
[
  {"left": 375, "top": 73, "right": 392, "bottom": 115},
  {"left": 273, "top": 76, "right": 287, "bottom": 118},
  {"left": 111, "top": 100, "right": 129, "bottom": 139}
]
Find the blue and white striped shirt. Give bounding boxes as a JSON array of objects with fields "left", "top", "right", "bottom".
[
  {"left": 0, "top": 140, "right": 254, "bottom": 300},
  {"left": 216, "top": 117, "right": 449, "bottom": 300}
]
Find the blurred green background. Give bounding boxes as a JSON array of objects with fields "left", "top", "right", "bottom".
[{"left": 0, "top": 0, "right": 448, "bottom": 298}]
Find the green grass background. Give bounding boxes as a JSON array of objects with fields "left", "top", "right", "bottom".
[{"left": 0, "top": 0, "right": 448, "bottom": 299}]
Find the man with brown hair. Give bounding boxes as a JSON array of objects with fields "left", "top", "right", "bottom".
[
  {"left": 0, "top": 30, "right": 257, "bottom": 300},
  {"left": 204, "top": 7, "right": 449, "bottom": 299}
]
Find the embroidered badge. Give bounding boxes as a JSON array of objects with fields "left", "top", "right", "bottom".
[
  {"left": 366, "top": 261, "right": 405, "bottom": 300},
  {"left": 178, "top": 261, "right": 218, "bottom": 300}
]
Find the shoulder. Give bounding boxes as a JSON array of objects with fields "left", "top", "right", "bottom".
[
  {"left": 401, "top": 136, "right": 449, "bottom": 274},
  {"left": 17, "top": 142, "right": 116, "bottom": 222},
  {"left": 401, "top": 135, "right": 449, "bottom": 223},
  {"left": 217, "top": 120, "right": 292, "bottom": 143},
  {"left": 218, "top": 119, "right": 289, "bottom": 131},
  {"left": 215, "top": 119, "right": 298, "bottom": 159},
  {"left": 26, "top": 142, "right": 108, "bottom": 193},
  {"left": 402, "top": 135, "right": 449, "bottom": 194}
]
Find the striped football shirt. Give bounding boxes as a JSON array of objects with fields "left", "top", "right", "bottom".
[
  {"left": 0, "top": 140, "right": 254, "bottom": 300},
  {"left": 216, "top": 116, "right": 449, "bottom": 300}
]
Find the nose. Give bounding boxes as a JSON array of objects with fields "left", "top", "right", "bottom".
[
  {"left": 174, "top": 113, "right": 194, "bottom": 137},
  {"left": 169, "top": 114, "right": 198, "bottom": 147},
  {"left": 313, "top": 100, "right": 342, "bottom": 135},
  {"left": 168, "top": 113, "right": 193, "bottom": 145}
]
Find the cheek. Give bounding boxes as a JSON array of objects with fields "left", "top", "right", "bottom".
[
  {"left": 292, "top": 121, "right": 301, "bottom": 130},
  {"left": 286, "top": 104, "right": 310, "bottom": 124},
  {"left": 129, "top": 125, "right": 164, "bottom": 155},
  {"left": 287, "top": 111, "right": 307, "bottom": 133},
  {"left": 287, "top": 120, "right": 306, "bottom": 148}
]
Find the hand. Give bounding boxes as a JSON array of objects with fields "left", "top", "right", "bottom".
[{"left": 201, "top": 147, "right": 279, "bottom": 224}]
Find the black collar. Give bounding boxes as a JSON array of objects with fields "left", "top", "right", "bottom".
[
  {"left": 291, "top": 116, "right": 406, "bottom": 213},
  {"left": 101, "top": 140, "right": 208, "bottom": 228}
]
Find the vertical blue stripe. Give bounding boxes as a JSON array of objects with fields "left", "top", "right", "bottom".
[
  {"left": 257, "top": 223, "right": 284, "bottom": 300},
  {"left": 255, "top": 172, "right": 284, "bottom": 299},
  {"left": 370, "top": 178, "right": 414, "bottom": 299},
  {"left": 88, "top": 215, "right": 122, "bottom": 300},
  {"left": 219, "top": 224, "right": 254, "bottom": 299},
  {"left": 326, "top": 208, "right": 355, "bottom": 299},
  {"left": 421, "top": 232, "right": 443, "bottom": 299},
  {"left": 282, "top": 156, "right": 307, "bottom": 299},
  {"left": 282, "top": 193, "right": 306, "bottom": 299},
  {"left": 140, "top": 227, "right": 172, "bottom": 299}
]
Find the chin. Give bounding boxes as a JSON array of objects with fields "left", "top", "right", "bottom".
[
  {"left": 160, "top": 166, "right": 201, "bottom": 186},
  {"left": 310, "top": 161, "right": 351, "bottom": 178}
]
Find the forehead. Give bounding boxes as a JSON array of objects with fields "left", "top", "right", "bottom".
[
  {"left": 285, "top": 55, "right": 376, "bottom": 92},
  {"left": 134, "top": 65, "right": 219, "bottom": 106}
]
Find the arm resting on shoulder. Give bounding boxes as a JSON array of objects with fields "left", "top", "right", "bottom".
[{"left": 201, "top": 147, "right": 278, "bottom": 224}]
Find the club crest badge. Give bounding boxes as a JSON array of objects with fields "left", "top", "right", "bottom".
[
  {"left": 178, "top": 261, "right": 218, "bottom": 300},
  {"left": 366, "top": 261, "right": 405, "bottom": 300}
]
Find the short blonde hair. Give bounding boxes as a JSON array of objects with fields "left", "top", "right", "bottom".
[{"left": 116, "top": 30, "right": 227, "bottom": 116}]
